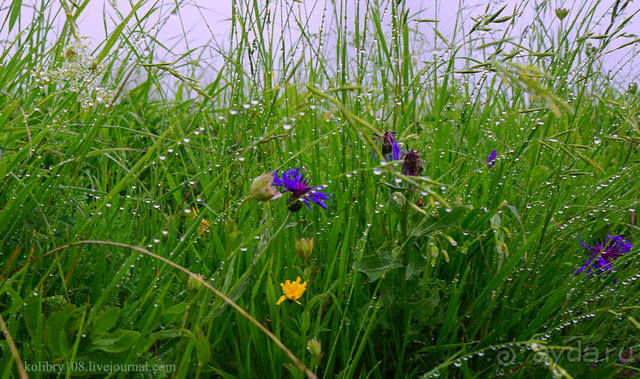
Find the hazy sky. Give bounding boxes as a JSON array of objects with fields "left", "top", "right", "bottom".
[{"left": 5, "top": 0, "right": 640, "bottom": 85}]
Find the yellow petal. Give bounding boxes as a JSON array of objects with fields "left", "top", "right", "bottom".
[
  {"left": 276, "top": 295, "right": 287, "bottom": 305},
  {"left": 294, "top": 299, "right": 302, "bottom": 305}
]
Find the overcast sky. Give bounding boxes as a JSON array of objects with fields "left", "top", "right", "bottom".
[{"left": 5, "top": 0, "right": 640, "bottom": 85}]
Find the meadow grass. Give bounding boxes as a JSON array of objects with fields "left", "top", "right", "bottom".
[{"left": 1, "top": 0, "right": 640, "bottom": 377}]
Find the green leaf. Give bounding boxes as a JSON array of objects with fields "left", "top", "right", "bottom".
[
  {"left": 154, "top": 329, "right": 182, "bottom": 339},
  {"left": 91, "top": 329, "right": 141, "bottom": 353},
  {"left": 356, "top": 252, "right": 402, "bottom": 282},
  {"left": 158, "top": 302, "right": 189, "bottom": 324},
  {"left": 194, "top": 326, "right": 210, "bottom": 366},
  {"left": 413, "top": 289, "right": 442, "bottom": 320},
  {"left": 8, "top": 0, "right": 22, "bottom": 31},
  {"left": 300, "top": 310, "right": 311, "bottom": 334},
  {"left": 93, "top": 307, "right": 120, "bottom": 333},
  {"left": 24, "top": 296, "right": 43, "bottom": 346},
  {"left": 405, "top": 251, "right": 427, "bottom": 280},
  {"left": 45, "top": 304, "right": 75, "bottom": 356}
]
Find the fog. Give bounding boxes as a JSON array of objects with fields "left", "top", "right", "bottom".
[{"left": 5, "top": 0, "right": 640, "bottom": 88}]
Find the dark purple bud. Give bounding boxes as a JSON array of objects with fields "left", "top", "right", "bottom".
[
  {"left": 287, "top": 195, "right": 304, "bottom": 212},
  {"left": 402, "top": 150, "right": 424, "bottom": 176}
]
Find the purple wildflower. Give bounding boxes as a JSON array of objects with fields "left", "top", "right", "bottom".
[
  {"left": 574, "top": 234, "right": 633, "bottom": 278},
  {"left": 272, "top": 168, "right": 331, "bottom": 212},
  {"left": 619, "top": 349, "right": 640, "bottom": 376},
  {"left": 486, "top": 149, "right": 497, "bottom": 168},
  {"left": 374, "top": 131, "right": 403, "bottom": 161},
  {"left": 402, "top": 150, "right": 424, "bottom": 176}
]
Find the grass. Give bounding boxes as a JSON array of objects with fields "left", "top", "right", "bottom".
[{"left": 1, "top": 0, "right": 640, "bottom": 377}]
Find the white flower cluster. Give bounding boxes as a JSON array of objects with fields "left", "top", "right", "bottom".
[{"left": 38, "top": 39, "right": 114, "bottom": 109}]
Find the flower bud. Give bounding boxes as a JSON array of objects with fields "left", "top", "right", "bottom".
[
  {"left": 401, "top": 150, "right": 424, "bottom": 176},
  {"left": 249, "top": 173, "right": 282, "bottom": 202},
  {"left": 307, "top": 338, "right": 322, "bottom": 366},
  {"left": 295, "top": 238, "right": 314, "bottom": 260},
  {"left": 286, "top": 195, "right": 303, "bottom": 212},
  {"left": 188, "top": 274, "right": 204, "bottom": 294},
  {"left": 555, "top": 8, "right": 568, "bottom": 20}
]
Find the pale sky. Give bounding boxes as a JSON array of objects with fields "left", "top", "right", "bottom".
[{"left": 4, "top": 0, "right": 640, "bottom": 85}]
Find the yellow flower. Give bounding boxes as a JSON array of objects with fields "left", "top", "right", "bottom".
[
  {"left": 276, "top": 277, "right": 307, "bottom": 305},
  {"left": 191, "top": 208, "right": 210, "bottom": 234}
]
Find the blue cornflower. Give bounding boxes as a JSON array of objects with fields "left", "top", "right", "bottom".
[
  {"left": 486, "top": 149, "right": 497, "bottom": 168},
  {"left": 272, "top": 168, "right": 331, "bottom": 212},
  {"left": 574, "top": 234, "right": 633, "bottom": 279},
  {"left": 374, "top": 131, "right": 403, "bottom": 161}
]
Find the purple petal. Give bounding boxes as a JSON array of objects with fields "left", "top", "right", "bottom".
[
  {"left": 486, "top": 149, "right": 497, "bottom": 165},
  {"left": 389, "top": 135, "right": 402, "bottom": 160},
  {"left": 577, "top": 234, "right": 594, "bottom": 251},
  {"left": 307, "top": 192, "right": 329, "bottom": 209},
  {"left": 271, "top": 167, "right": 331, "bottom": 211},
  {"left": 272, "top": 171, "right": 284, "bottom": 187},
  {"left": 301, "top": 197, "right": 311, "bottom": 210}
]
